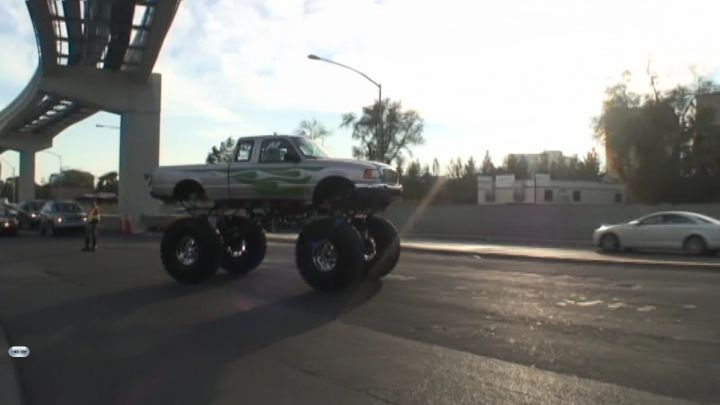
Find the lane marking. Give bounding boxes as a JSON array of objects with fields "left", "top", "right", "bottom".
[{"left": 576, "top": 300, "right": 604, "bottom": 307}]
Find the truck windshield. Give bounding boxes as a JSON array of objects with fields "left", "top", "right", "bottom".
[{"left": 293, "top": 137, "right": 329, "bottom": 159}]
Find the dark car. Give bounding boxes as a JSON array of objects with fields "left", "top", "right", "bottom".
[
  {"left": 0, "top": 207, "right": 20, "bottom": 236},
  {"left": 18, "top": 199, "right": 46, "bottom": 229},
  {"left": 38, "top": 200, "right": 87, "bottom": 236}
]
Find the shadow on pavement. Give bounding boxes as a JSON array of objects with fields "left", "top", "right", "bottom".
[{"left": 10, "top": 278, "right": 383, "bottom": 405}]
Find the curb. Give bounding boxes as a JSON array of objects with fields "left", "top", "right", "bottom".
[
  {"left": 265, "top": 234, "right": 720, "bottom": 271},
  {"left": 0, "top": 324, "right": 23, "bottom": 405}
]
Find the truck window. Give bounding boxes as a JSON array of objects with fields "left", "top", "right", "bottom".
[
  {"left": 259, "top": 139, "right": 300, "bottom": 163},
  {"left": 235, "top": 141, "right": 254, "bottom": 162}
]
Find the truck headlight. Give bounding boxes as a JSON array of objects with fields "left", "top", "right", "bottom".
[
  {"left": 363, "top": 169, "right": 380, "bottom": 179},
  {"left": 30, "top": 213, "right": 37, "bottom": 218},
  {"left": 56, "top": 217, "right": 63, "bottom": 223}
]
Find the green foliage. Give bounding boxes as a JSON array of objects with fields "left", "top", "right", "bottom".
[
  {"left": 206, "top": 137, "right": 236, "bottom": 164},
  {"left": 481, "top": 151, "right": 495, "bottom": 175},
  {"left": 96, "top": 171, "right": 118, "bottom": 194},
  {"left": 447, "top": 157, "right": 464, "bottom": 179},
  {"left": 399, "top": 156, "right": 478, "bottom": 204},
  {"left": 341, "top": 98, "right": 425, "bottom": 164},
  {"left": 578, "top": 149, "right": 601, "bottom": 181},
  {"left": 401, "top": 159, "right": 427, "bottom": 200},
  {"left": 502, "top": 155, "right": 529, "bottom": 179},
  {"left": 49, "top": 169, "right": 94, "bottom": 188},
  {"left": 594, "top": 75, "right": 720, "bottom": 203},
  {"left": 294, "top": 118, "right": 332, "bottom": 144},
  {"left": 0, "top": 179, "right": 14, "bottom": 201}
]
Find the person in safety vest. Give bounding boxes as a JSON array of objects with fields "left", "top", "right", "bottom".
[{"left": 83, "top": 200, "right": 101, "bottom": 252}]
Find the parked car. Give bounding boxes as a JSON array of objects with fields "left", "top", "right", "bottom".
[
  {"left": 38, "top": 200, "right": 88, "bottom": 236},
  {"left": 17, "top": 199, "right": 46, "bottom": 229},
  {"left": 593, "top": 211, "right": 720, "bottom": 255},
  {"left": 0, "top": 207, "right": 20, "bottom": 236}
]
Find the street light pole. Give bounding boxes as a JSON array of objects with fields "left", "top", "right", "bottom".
[
  {"left": 307, "top": 54, "right": 383, "bottom": 158},
  {"left": 41, "top": 151, "right": 63, "bottom": 174}
]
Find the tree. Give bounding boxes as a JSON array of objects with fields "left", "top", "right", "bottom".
[
  {"left": 401, "top": 159, "right": 426, "bottom": 200},
  {"left": 406, "top": 160, "right": 422, "bottom": 181},
  {"left": 537, "top": 152, "right": 551, "bottom": 173},
  {"left": 96, "top": 171, "right": 118, "bottom": 194},
  {"left": 50, "top": 169, "right": 94, "bottom": 188},
  {"left": 0, "top": 179, "right": 14, "bottom": 201},
  {"left": 503, "top": 155, "right": 529, "bottom": 179},
  {"left": 463, "top": 156, "right": 477, "bottom": 179},
  {"left": 206, "top": 137, "right": 236, "bottom": 164},
  {"left": 592, "top": 72, "right": 720, "bottom": 203},
  {"left": 341, "top": 98, "right": 425, "bottom": 164},
  {"left": 395, "top": 155, "right": 406, "bottom": 179},
  {"left": 447, "top": 157, "right": 464, "bottom": 179},
  {"left": 480, "top": 151, "right": 495, "bottom": 175},
  {"left": 294, "top": 118, "right": 332, "bottom": 144},
  {"left": 577, "top": 149, "right": 601, "bottom": 181},
  {"left": 432, "top": 158, "right": 440, "bottom": 176}
]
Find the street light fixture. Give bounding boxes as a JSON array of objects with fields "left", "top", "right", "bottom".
[{"left": 307, "top": 54, "right": 383, "bottom": 153}]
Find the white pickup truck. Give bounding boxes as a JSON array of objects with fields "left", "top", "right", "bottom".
[
  {"left": 148, "top": 135, "right": 403, "bottom": 292},
  {"left": 148, "top": 135, "right": 402, "bottom": 212}
]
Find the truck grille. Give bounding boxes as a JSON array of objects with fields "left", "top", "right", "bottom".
[{"left": 382, "top": 169, "right": 399, "bottom": 184}]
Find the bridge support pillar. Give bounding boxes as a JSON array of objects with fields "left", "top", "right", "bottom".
[
  {"left": 118, "top": 75, "right": 162, "bottom": 232},
  {"left": 18, "top": 150, "right": 35, "bottom": 202}
]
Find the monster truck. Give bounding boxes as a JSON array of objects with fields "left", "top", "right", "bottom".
[{"left": 147, "top": 135, "right": 402, "bottom": 291}]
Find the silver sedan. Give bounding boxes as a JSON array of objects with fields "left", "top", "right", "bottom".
[{"left": 592, "top": 211, "right": 720, "bottom": 255}]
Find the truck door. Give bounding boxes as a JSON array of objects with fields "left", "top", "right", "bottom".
[
  {"left": 227, "top": 139, "right": 259, "bottom": 200},
  {"left": 252, "top": 138, "right": 306, "bottom": 201}
]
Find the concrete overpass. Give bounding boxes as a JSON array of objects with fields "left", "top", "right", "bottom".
[{"left": 0, "top": 0, "right": 181, "bottom": 226}]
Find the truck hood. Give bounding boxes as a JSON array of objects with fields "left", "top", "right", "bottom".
[{"left": 314, "top": 158, "right": 394, "bottom": 171}]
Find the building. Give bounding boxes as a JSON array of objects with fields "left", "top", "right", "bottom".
[
  {"left": 477, "top": 174, "right": 625, "bottom": 205},
  {"left": 507, "top": 151, "right": 573, "bottom": 174}
]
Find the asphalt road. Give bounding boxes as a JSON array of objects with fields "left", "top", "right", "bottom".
[{"left": 0, "top": 233, "right": 719, "bottom": 404}]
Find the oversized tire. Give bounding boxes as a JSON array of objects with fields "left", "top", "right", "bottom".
[
  {"left": 354, "top": 216, "right": 401, "bottom": 279},
  {"left": 295, "top": 217, "right": 365, "bottom": 292},
  {"left": 161, "top": 217, "right": 222, "bottom": 284},
  {"left": 220, "top": 217, "right": 267, "bottom": 275}
]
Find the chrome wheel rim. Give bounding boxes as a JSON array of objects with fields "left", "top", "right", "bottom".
[
  {"left": 176, "top": 236, "right": 199, "bottom": 266},
  {"left": 312, "top": 240, "right": 337, "bottom": 272},
  {"left": 227, "top": 238, "right": 247, "bottom": 258},
  {"left": 363, "top": 236, "right": 377, "bottom": 262}
]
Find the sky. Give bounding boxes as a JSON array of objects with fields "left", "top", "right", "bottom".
[{"left": 2, "top": 0, "right": 720, "bottom": 182}]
